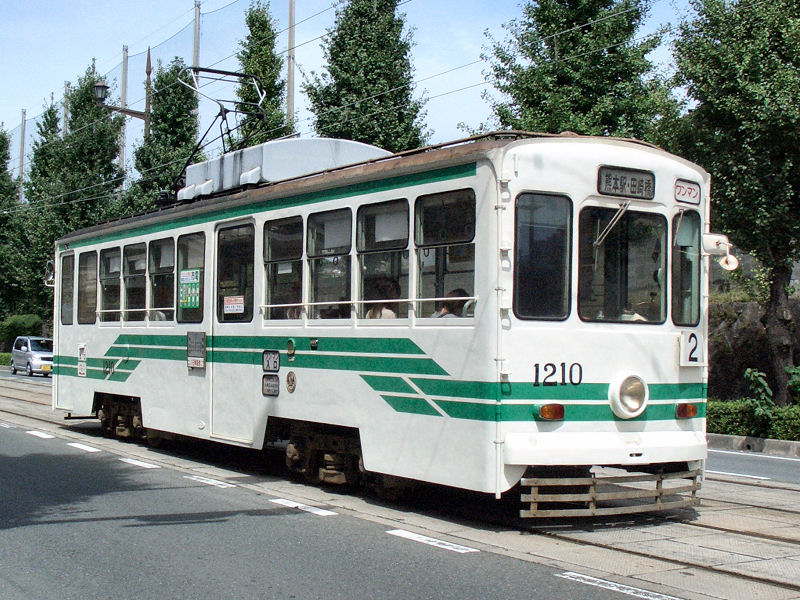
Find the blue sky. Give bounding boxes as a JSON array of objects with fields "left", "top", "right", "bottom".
[{"left": 0, "top": 0, "right": 691, "bottom": 178}]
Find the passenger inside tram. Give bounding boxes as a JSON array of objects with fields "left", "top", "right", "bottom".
[{"left": 366, "top": 277, "right": 400, "bottom": 319}]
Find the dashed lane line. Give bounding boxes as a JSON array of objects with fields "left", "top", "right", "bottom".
[
  {"left": 386, "top": 529, "right": 479, "bottom": 554},
  {"left": 119, "top": 457, "right": 161, "bottom": 469},
  {"left": 270, "top": 498, "right": 337, "bottom": 516},
  {"left": 555, "top": 572, "right": 685, "bottom": 600},
  {"left": 26, "top": 430, "right": 54, "bottom": 439},
  {"left": 184, "top": 475, "right": 236, "bottom": 488},
  {"left": 67, "top": 442, "right": 102, "bottom": 453}
]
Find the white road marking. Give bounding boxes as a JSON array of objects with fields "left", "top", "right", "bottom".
[
  {"left": 0, "top": 422, "right": 14, "bottom": 428},
  {"left": 119, "top": 457, "right": 160, "bottom": 469},
  {"left": 386, "top": 529, "right": 479, "bottom": 554},
  {"left": 269, "top": 498, "right": 337, "bottom": 516},
  {"left": 706, "top": 470, "right": 770, "bottom": 480},
  {"left": 709, "top": 449, "right": 800, "bottom": 462},
  {"left": 184, "top": 475, "right": 236, "bottom": 488},
  {"left": 67, "top": 442, "right": 101, "bottom": 453},
  {"left": 26, "top": 430, "right": 54, "bottom": 439},
  {"left": 556, "top": 572, "right": 685, "bottom": 600}
]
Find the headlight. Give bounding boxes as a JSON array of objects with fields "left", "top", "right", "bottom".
[{"left": 609, "top": 374, "right": 648, "bottom": 419}]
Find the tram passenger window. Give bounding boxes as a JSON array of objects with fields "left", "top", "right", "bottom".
[
  {"left": 264, "top": 216, "right": 303, "bottom": 320},
  {"left": 177, "top": 233, "right": 205, "bottom": 323},
  {"left": 217, "top": 224, "right": 255, "bottom": 323},
  {"left": 123, "top": 243, "right": 146, "bottom": 322},
  {"left": 357, "top": 199, "right": 408, "bottom": 319},
  {"left": 415, "top": 189, "right": 475, "bottom": 317},
  {"left": 514, "top": 194, "right": 571, "bottom": 320},
  {"left": 77, "top": 251, "right": 97, "bottom": 325},
  {"left": 578, "top": 207, "right": 667, "bottom": 323},
  {"left": 148, "top": 238, "right": 174, "bottom": 321},
  {"left": 60, "top": 254, "right": 74, "bottom": 326},
  {"left": 308, "top": 209, "right": 352, "bottom": 319},
  {"left": 672, "top": 210, "right": 701, "bottom": 326},
  {"left": 99, "top": 248, "right": 121, "bottom": 322}
]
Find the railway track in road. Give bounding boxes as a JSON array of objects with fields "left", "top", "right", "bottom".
[
  {"left": 0, "top": 374, "right": 51, "bottom": 405},
  {"left": 2, "top": 375, "right": 799, "bottom": 599}
]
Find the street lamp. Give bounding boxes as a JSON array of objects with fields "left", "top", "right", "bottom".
[{"left": 93, "top": 48, "right": 151, "bottom": 137}]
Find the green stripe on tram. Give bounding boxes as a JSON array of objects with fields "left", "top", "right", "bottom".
[
  {"left": 58, "top": 332, "right": 706, "bottom": 422},
  {"left": 59, "top": 163, "right": 477, "bottom": 250}
]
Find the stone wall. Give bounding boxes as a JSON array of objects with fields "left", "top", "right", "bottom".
[{"left": 708, "top": 300, "right": 800, "bottom": 399}]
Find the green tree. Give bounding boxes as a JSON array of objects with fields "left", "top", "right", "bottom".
[
  {"left": 58, "top": 66, "right": 125, "bottom": 229},
  {"left": 304, "top": 0, "right": 427, "bottom": 152},
  {"left": 236, "top": 1, "right": 293, "bottom": 145},
  {"left": 0, "top": 125, "right": 21, "bottom": 318},
  {"left": 485, "top": 0, "right": 677, "bottom": 141},
  {"left": 673, "top": 0, "right": 800, "bottom": 406},
  {"left": 20, "top": 103, "right": 66, "bottom": 318},
  {"left": 125, "top": 57, "right": 201, "bottom": 212}
]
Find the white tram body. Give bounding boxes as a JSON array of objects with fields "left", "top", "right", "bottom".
[{"left": 52, "top": 133, "right": 726, "bottom": 516}]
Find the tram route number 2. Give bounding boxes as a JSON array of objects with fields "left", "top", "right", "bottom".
[{"left": 533, "top": 362, "right": 583, "bottom": 386}]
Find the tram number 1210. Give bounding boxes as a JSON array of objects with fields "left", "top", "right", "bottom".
[{"left": 533, "top": 362, "right": 583, "bottom": 386}]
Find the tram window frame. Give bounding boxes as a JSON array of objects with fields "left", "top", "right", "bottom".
[
  {"left": 123, "top": 243, "right": 147, "bottom": 322},
  {"left": 357, "top": 199, "right": 409, "bottom": 319},
  {"left": 148, "top": 237, "right": 175, "bottom": 322},
  {"left": 578, "top": 207, "right": 667, "bottom": 324},
  {"left": 513, "top": 193, "right": 572, "bottom": 321},
  {"left": 177, "top": 232, "right": 205, "bottom": 324},
  {"left": 671, "top": 210, "right": 701, "bottom": 327},
  {"left": 60, "top": 254, "right": 75, "bottom": 326},
  {"left": 264, "top": 216, "right": 303, "bottom": 320},
  {"left": 414, "top": 189, "right": 476, "bottom": 318},
  {"left": 99, "top": 247, "right": 121, "bottom": 322},
  {"left": 77, "top": 251, "right": 98, "bottom": 325},
  {"left": 307, "top": 208, "right": 352, "bottom": 319},
  {"left": 216, "top": 223, "right": 255, "bottom": 323}
]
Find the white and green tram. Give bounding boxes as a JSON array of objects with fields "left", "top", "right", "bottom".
[{"left": 52, "top": 132, "right": 732, "bottom": 517}]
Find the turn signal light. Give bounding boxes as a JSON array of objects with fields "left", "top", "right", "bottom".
[
  {"left": 538, "top": 404, "right": 565, "bottom": 421},
  {"left": 676, "top": 403, "right": 698, "bottom": 419}
]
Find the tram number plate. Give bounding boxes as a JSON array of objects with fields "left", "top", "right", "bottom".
[
  {"left": 262, "top": 374, "right": 280, "bottom": 397},
  {"left": 262, "top": 350, "right": 280, "bottom": 372}
]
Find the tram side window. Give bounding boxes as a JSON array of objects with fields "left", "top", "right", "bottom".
[
  {"left": 264, "top": 216, "right": 303, "bottom": 320},
  {"left": 578, "top": 207, "right": 667, "bottom": 323},
  {"left": 357, "top": 199, "right": 408, "bottom": 319},
  {"left": 77, "top": 251, "right": 97, "bottom": 325},
  {"left": 217, "top": 224, "right": 255, "bottom": 323},
  {"left": 415, "top": 189, "right": 475, "bottom": 317},
  {"left": 60, "top": 254, "right": 74, "bottom": 326},
  {"left": 308, "top": 209, "right": 352, "bottom": 319},
  {"left": 123, "top": 243, "right": 146, "bottom": 322},
  {"left": 148, "top": 237, "right": 174, "bottom": 321},
  {"left": 177, "top": 232, "right": 205, "bottom": 323},
  {"left": 99, "top": 248, "right": 121, "bottom": 322},
  {"left": 672, "top": 210, "right": 701, "bottom": 326},
  {"left": 514, "top": 194, "right": 571, "bottom": 320}
]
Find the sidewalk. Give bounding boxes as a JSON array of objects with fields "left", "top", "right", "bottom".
[{"left": 707, "top": 432, "right": 800, "bottom": 458}]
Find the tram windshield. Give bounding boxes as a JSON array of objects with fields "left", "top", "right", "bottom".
[{"left": 578, "top": 207, "right": 667, "bottom": 323}]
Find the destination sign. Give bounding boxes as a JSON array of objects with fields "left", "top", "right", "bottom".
[{"left": 597, "top": 166, "right": 655, "bottom": 200}]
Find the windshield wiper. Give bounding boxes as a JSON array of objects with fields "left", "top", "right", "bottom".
[{"left": 593, "top": 201, "right": 630, "bottom": 249}]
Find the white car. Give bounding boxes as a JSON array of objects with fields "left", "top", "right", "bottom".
[{"left": 11, "top": 336, "right": 53, "bottom": 377}]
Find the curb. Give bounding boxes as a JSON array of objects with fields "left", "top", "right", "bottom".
[{"left": 707, "top": 433, "right": 800, "bottom": 458}]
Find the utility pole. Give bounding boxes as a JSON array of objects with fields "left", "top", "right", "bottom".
[
  {"left": 18, "top": 109, "right": 25, "bottom": 203},
  {"left": 287, "top": 0, "right": 295, "bottom": 127}
]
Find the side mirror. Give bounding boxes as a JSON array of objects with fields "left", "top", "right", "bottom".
[
  {"left": 44, "top": 260, "right": 55, "bottom": 288},
  {"left": 702, "top": 233, "right": 738, "bottom": 271},
  {"left": 21, "top": 346, "right": 28, "bottom": 352}
]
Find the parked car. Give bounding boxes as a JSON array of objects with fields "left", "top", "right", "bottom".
[{"left": 11, "top": 336, "right": 53, "bottom": 377}]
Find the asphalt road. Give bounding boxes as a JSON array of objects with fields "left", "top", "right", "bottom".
[{"left": 1, "top": 421, "right": 652, "bottom": 600}]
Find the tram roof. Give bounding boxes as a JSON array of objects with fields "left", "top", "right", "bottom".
[{"left": 55, "top": 131, "right": 663, "bottom": 249}]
